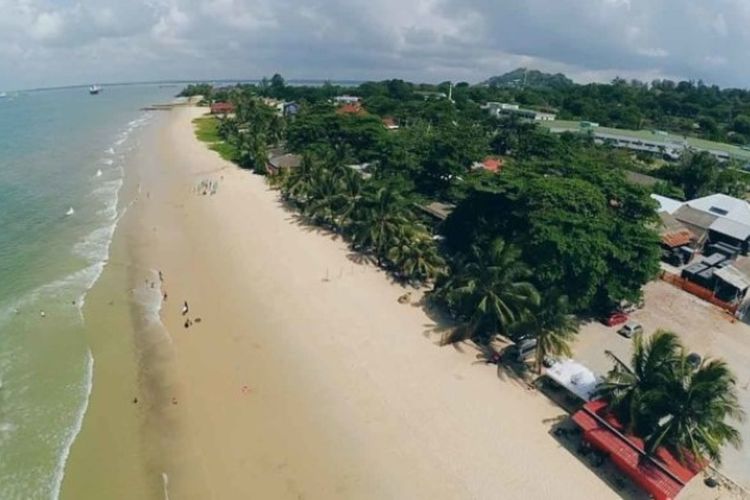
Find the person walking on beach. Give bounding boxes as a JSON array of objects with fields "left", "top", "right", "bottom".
[{"left": 181, "top": 300, "right": 189, "bottom": 316}]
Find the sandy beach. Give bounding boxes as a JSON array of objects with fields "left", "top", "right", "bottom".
[{"left": 67, "top": 105, "right": 625, "bottom": 499}]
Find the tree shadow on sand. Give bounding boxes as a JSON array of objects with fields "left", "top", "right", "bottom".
[{"left": 418, "top": 296, "right": 532, "bottom": 388}]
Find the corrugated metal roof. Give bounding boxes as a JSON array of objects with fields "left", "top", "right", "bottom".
[
  {"left": 662, "top": 229, "right": 693, "bottom": 248},
  {"left": 687, "top": 194, "right": 750, "bottom": 224},
  {"left": 572, "top": 400, "right": 703, "bottom": 500},
  {"left": 673, "top": 205, "right": 718, "bottom": 230},
  {"left": 651, "top": 194, "right": 683, "bottom": 214},
  {"left": 709, "top": 217, "right": 750, "bottom": 241},
  {"left": 714, "top": 265, "right": 750, "bottom": 291}
]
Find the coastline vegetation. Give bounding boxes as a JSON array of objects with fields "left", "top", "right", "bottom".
[
  {"left": 187, "top": 74, "right": 662, "bottom": 352},
  {"left": 183, "top": 74, "right": 744, "bottom": 463},
  {"left": 192, "top": 116, "right": 238, "bottom": 162}
]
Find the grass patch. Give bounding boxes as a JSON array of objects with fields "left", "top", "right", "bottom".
[{"left": 192, "top": 116, "right": 239, "bottom": 163}]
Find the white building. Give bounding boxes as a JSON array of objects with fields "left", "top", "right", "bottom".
[
  {"left": 481, "top": 102, "right": 557, "bottom": 121},
  {"left": 333, "top": 95, "right": 361, "bottom": 105}
]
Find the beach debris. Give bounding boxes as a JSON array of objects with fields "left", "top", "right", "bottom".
[
  {"left": 241, "top": 385, "right": 252, "bottom": 395},
  {"left": 194, "top": 317, "right": 201, "bottom": 323},
  {"left": 39, "top": 310, "right": 46, "bottom": 318},
  {"left": 133, "top": 397, "right": 138, "bottom": 404},
  {"left": 171, "top": 397, "right": 178, "bottom": 405},
  {"left": 163, "top": 292, "right": 168, "bottom": 302},
  {"left": 184, "top": 319, "right": 193, "bottom": 329},
  {"left": 181, "top": 301, "right": 189, "bottom": 316},
  {"left": 397, "top": 292, "right": 411, "bottom": 304}
]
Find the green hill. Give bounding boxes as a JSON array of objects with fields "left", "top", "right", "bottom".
[{"left": 482, "top": 68, "right": 574, "bottom": 89}]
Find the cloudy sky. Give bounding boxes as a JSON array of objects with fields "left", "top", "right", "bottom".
[{"left": 1, "top": 0, "right": 748, "bottom": 90}]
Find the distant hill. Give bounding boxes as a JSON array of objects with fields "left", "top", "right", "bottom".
[{"left": 481, "top": 68, "right": 574, "bottom": 89}]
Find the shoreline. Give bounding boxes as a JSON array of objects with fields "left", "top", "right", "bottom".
[
  {"left": 133, "top": 105, "right": 619, "bottom": 498},
  {"left": 63, "top": 103, "right": 662, "bottom": 499}
]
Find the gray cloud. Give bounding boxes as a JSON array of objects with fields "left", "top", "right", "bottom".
[{"left": 0, "top": 0, "right": 749, "bottom": 90}]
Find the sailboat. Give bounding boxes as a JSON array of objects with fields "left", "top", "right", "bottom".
[{"left": 89, "top": 85, "right": 101, "bottom": 95}]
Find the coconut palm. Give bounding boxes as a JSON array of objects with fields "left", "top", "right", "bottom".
[
  {"left": 644, "top": 357, "right": 744, "bottom": 464},
  {"left": 596, "top": 330, "right": 744, "bottom": 464},
  {"left": 433, "top": 238, "right": 539, "bottom": 344},
  {"left": 596, "top": 330, "right": 681, "bottom": 433},
  {"left": 386, "top": 225, "right": 446, "bottom": 284},
  {"left": 510, "top": 291, "right": 579, "bottom": 373},
  {"left": 349, "top": 184, "right": 412, "bottom": 264},
  {"left": 330, "top": 167, "right": 364, "bottom": 230},
  {"left": 282, "top": 154, "right": 320, "bottom": 205}
]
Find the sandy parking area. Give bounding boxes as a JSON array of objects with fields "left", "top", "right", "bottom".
[{"left": 573, "top": 280, "right": 750, "bottom": 494}]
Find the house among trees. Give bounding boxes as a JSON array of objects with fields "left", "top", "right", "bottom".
[
  {"left": 381, "top": 116, "right": 399, "bottom": 130},
  {"left": 481, "top": 102, "right": 557, "bottom": 121},
  {"left": 333, "top": 95, "right": 361, "bottom": 105},
  {"left": 471, "top": 156, "right": 504, "bottom": 173},
  {"left": 266, "top": 152, "right": 302, "bottom": 175},
  {"left": 336, "top": 102, "right": 364, "bottom": 115},
  {"left": 210, "top": 102, "right": 235, "bottom": 115}
]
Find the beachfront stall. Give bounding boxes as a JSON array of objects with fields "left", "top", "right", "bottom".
[{"left": 572, "top": 400, "right": 704, "bottom": 500}]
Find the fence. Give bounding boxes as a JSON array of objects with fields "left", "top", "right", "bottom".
[{"left": 659, "top": 271, "right": 739, "bottom": 315}]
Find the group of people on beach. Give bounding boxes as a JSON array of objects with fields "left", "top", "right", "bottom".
[{"left": 196, "top": 178, "right": 218, "bottom": 196}]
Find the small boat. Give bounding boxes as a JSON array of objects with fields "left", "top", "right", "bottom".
[
  {"left": 89, "top": 85, "right": 101, "bottom": 95},
  {"left": 96, "top": 169, "right": 103, "bottom": 177},
  {"left": 66, "top": 207, "right": 75, "bottom": 216}
]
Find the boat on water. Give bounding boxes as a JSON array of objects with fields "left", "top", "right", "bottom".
[
  {"left": 89, "top": 85, "right": 101, "bottom": 95},
  {"left": 66, "top": 207, "right": 75, "bottom": 216}
]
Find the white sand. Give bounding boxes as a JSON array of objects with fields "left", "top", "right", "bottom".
[{"left": 132, "top": 105, "right": 621, "bottom": 499}]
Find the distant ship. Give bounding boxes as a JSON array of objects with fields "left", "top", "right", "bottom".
[{"left": 89, "top": 85, "right": 101, "bottom": 95}]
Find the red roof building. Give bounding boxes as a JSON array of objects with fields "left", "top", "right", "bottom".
[
  {"left": 210, "top": 102, "right": 235, "bottom": 115},
  {"left": 472, "top": 156, "right": 504, "bottom": 173},
  {"left": 382, "top": 116, "right": 399, "bottom": 129},
  {"left": 661, "top": 228, "right": 695, "bottom": 248},
  {"left": 572, "top": 400, "right": 704, "bottom": 500},
  {"left": 336, "top": 102, "right": 364, "bottom": 115}
]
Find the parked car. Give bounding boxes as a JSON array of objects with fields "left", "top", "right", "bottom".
[
  {"left": 617, "top": 321, "right": 643, "bottom": 338},
  {"left": 602, "top": 312, "right": 628, "bottom": 327},
  {"left": 508, "top": 337, "right": 538, "bottom": 363}
]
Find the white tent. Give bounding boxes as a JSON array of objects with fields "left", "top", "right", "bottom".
[{"left": 544, "top": 359, "right": 602, "bottom": 402}]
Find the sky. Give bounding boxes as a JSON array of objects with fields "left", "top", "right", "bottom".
[{"left": 1, "top": 0, "right": 748, "bottom": 90}]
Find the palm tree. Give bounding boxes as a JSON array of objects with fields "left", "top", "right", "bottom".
[
  {"left": 349, "top": 184, "right": 412, "bottom": 265},
  {"left": 386, "top": 225, "right": 446, "bottom": 284},
  {"left": 596, "top": 330, "right": 744, "bottom": 464},
  {"left": 644, "top": 357, "right": 744, "bottom": 464},
  {"left": 510, "top": 291, "right": 579, "bottom": 373},
  {"left": 330, "top": 167, "right": 363, "bottom": 230},
  {"left": 282, "top": 154, "right": 319, "bottom": 205},
  {"left": 433, "top": 238, "right": 539, "bottom": 344},
  {"left": 596, "top": 330, "right": 681, "bottom": 433}
]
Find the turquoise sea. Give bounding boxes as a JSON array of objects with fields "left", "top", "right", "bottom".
[{"left": 0, "top": 85, "right": 179, "bottom": 500}]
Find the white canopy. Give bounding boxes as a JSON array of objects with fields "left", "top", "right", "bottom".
[{"left": 545, "top": 359, "right": 602, "bottom": 401}]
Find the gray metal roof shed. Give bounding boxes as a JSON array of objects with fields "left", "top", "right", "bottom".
[
  {"left": 709, "top": 218, "right": 750, "bottom": 241},
  {"left": 714, "top": 265, "right": 750, "bottom": 292}
]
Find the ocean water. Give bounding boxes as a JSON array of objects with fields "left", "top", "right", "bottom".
[{"left": 0, "top": 85, "right": 179, "bottom": 500}]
